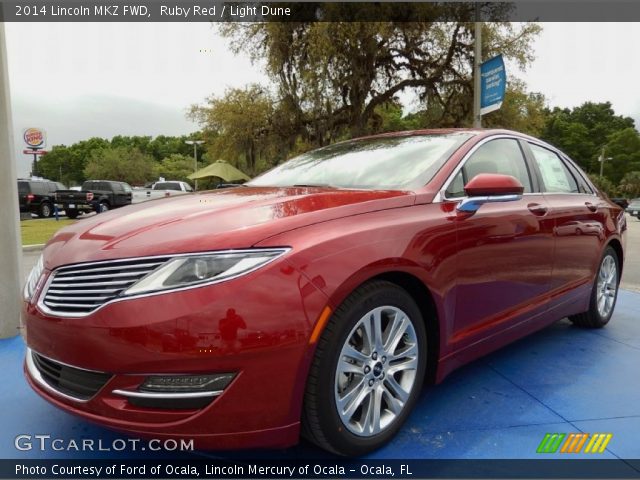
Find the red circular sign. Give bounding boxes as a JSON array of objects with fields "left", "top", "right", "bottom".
[{"left": 23, "top": 128, "right": 45, "bottom": 148}]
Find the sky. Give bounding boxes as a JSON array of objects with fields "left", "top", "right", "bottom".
[{"left": 5, "top": 21, "right": 640, "bottom": 178}]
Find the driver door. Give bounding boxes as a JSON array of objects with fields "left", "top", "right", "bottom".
[{"left": 444, "top": 137, "right": 555, "bottom": 346}]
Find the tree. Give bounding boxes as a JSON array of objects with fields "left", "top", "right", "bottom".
[
  {"left": 481, "top": 80, "right": 547, "bottom": 137},
  {"left": 603, "top": 128, "right": 640, "bottom": 184},
  {"left": 84, "top": 147, "right": 156, "bottom": 185},
  {"left": 588, "top": 174, "right": 617, "bottom": 197},
  {"left": 189, "top": 84, "right": 286, "bottom": 174},
  {"left": 34, "top": 134, "right": 204, "bottom": 185},
  {"left": 36, "top": 137, "right": 110, "bottom": 186},
  {"left": 618, "top": 171, "right": 640, "bottom": 198},
  {"left": 220, "top": 9, "right": 540, "bottom": 140},
  {"left": 541, "top": 102, "right": 636, "bottom": 173},
  {"left": 154, "top": 154, "right": 197, "bottom": 184}
]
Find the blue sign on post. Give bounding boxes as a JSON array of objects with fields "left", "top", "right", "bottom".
[{"left": 480, "top": 55, "right": 506, "bottom": 115}]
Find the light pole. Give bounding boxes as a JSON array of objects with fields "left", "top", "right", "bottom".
[
  {"left": 598, "top": 146, "right": 613, "bottom": 178},
  {"left": 473, "top": 4, "right": 482, "bottom": 128},
  {"left": 185, "top": 140, "right": 204, "bottom": 191}
]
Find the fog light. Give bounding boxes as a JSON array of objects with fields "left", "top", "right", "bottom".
[{"left": 139, "top": 373, "right": 235, "bottom": 393}]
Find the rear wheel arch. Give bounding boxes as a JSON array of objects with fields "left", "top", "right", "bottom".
[{"left": 607, "top": 238, "right": 624, "bottom": 276}]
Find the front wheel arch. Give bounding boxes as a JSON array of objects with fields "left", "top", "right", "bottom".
[{"left": 301, "top": 280, "right": 428, "bottom": 455}]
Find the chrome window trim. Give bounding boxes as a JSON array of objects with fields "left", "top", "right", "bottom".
[
  {"left": 434, "top": 134, "right": 599, "bottom": 203},
  {"left": 26, "top": 348, "right": 108, "bottom": 403},
  {"left": 36, "top": 248, "right": 290, "bottom": 319},
  {"left": 112, "top": 389, "right": 222, "bottom": 399}
]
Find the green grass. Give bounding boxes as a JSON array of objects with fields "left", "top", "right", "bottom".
[{"left": 21, "top": 218, "right": 76, "bottom": 246}]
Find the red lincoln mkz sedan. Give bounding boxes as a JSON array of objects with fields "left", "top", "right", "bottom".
[{"left": 23, "top": 129, "right": 626, "bottom": 455}]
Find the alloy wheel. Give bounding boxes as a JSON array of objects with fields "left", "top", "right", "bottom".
[
  {"left": 596, "top": 254, "right": 618, "bottom": 318},
  {"left": 334, "top": 306, "right": 419, "bottom": 437}
]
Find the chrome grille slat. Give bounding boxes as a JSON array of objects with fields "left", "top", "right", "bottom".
[
  {"left": 45, "top": 295, "right": 113, "bottom": 301},
  {"left": 50, "top": 279, "right": 135, "bottom": 287},
  {"left": 41, "top": 257, "right": 170, "bottom": 315},
  {"left": 48, "top": 288, "right": 122, "bottom": 294},
  {"left": 43, "top": 301, "right": 104, "bottom": 308},
  {"left": 52, "top": 271, "right": 155, "bottom": 281},
  {"left": 55, "top": 262, "right": 165, "bottom": 275}
]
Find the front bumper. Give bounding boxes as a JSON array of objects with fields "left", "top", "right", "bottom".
[{"left": 23, "top": 259, "right": 329, "bottom": 449}]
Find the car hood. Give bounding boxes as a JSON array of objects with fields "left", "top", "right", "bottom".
[{"left": 43, "top": 186, "right": 413, "bottom": 270}]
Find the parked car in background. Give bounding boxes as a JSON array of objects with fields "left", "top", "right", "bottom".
[
  {"left": 627, "top": 198, "right": 640, "bottom": 219},
  {"left": 55, "top": 180, "right": 133, "bottom": 219},
  {"left": 611, "top": 198, "right": 629, "bottom": 210},
  {"left": 132, "top": 180, "right": 193, "bottom": 204},
  {"left": 18, "top": 179, "right": 66, "bottom": 218},
  {"left": 23, "top": 129, "right": 626, "bottom": 455}
]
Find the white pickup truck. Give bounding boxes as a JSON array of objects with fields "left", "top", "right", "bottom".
[{"left": 132, "top": 181, "right": 194, "bottom": 204}]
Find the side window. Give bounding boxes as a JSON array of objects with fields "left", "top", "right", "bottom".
[
  {"left": 32, "top": 182, "right": 48, "bottom": 195},
  {"left": 564, "top": 159, "right": 593, "bottom": 194},
  {"left": 112, "top": 183, "right": 124, "bottom": 193},
  {"left": 529, "top": 143, "right": 579, "bottom": 194},
  {"left": 446, "top": 138, "right": 532, "bottom": 198}
]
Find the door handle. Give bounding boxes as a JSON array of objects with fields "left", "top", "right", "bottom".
[
  {"left": 585, "top": 202, "right": 598, "bottom": 212},
  {"left": 527, "top": 203, "right": 548, "bottom": 216}
]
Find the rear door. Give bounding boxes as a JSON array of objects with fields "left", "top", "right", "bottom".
[
  {"left": 444, "top": 137, "right": 555, "bottom": 341},
  {"left": 111, "top": 182, "right": 130, "bottom": 206},
  {"left": 524, "top": 142, "right": 606, "bottom": 294}
]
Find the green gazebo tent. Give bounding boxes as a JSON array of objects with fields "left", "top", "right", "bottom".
[{"left": 188, "top": 160, "right": 251, "bottom": 183}]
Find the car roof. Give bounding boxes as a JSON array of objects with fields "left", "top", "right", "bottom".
[{"left": 349, "top": 128, "right": 541, "bottom": 144}]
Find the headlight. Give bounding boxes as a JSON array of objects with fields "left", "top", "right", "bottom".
[
  {"left": 24, "top": 253, "right": 44, "bottom": 301},
  {"left": 123, "top": 248, "right": 289, "bottom": 296}
]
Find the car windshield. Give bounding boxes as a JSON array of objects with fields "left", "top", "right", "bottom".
[{"left": 248, "top": 133, "right": 473, "bottom": 190}]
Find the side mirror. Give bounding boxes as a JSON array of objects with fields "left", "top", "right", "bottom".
[
  {"left": 464, "top": 173, "right": 524, "bottom": 197},
  {"left": 457, "top": 174, "right": 524, "bottom": 214}
]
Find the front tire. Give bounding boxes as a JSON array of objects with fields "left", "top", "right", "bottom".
[
  {"left": 569, "top": 246, "right": 620, "bottom": 328},
  {"left": 302, "top": 280, "right": 427, "bottom": 456}
]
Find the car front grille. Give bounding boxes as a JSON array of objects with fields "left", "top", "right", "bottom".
[
  {"left": 31, "top": 351, "right": 112, "bottom": 401},
  {"left": 41, "top": 257, "right": 170, "bottom": 316}
]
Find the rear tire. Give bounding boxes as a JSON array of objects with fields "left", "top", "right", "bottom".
[
  {"left": 38, "top": 202, "right": 53, "bottom": 218},
  {"left": 569, "top": 246, "right": 620, "bottom": 328},
  {"left": 98, "top": 201, "right": 110, "bottom": 213},
  {"left": 302, "top": 280, "right": 427, "bottom": 456},
  {"left": 66, "top": 208, "right": 79, "bottom": 219}
]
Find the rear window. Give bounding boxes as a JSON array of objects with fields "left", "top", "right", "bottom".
[
  {"left": 18, "top": 181, "right": 29, "bottom": 194},
  {"left": 154, "top": 182, "right": 181, "bottom": 190}
]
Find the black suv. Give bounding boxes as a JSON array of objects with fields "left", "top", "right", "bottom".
[{"left": 18, "top": 179, "right": 66, "bottom": 218}]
